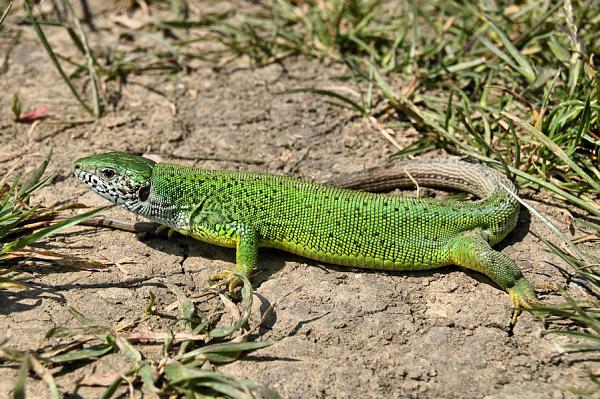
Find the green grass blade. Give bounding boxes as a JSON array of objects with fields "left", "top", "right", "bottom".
[
  {"left": 23, "top": 0, "right": 95, "bottom": 116},
  {"left": 99, "top": 375, "right": 124, "bottom": 399},
  {"left": 0, "top": 206, "right": 108, "bottom": 255},
  {"left": 536, "top": 235, "right": 586, "bottom": 275},
  {"left": 115, "top": 336, "right": 142, "bottom": 365},
  {"left": 168, "top": 284, "right": 194, "bottom": 333},
  {"left": 137, "top": 361, "right": 160, "bottom": 393},
  {"left": 546, "top": 330, "right": 600, "bottom": 344},
  {"left": 182, "top": 341, "right": 273, "bottom": 361},
  {"left": 570, "top": 95, "right": 591, "bottom": 154},
  {"left": 13, "top": 354, "right": 28, "bottom": 399},
  {"left": 164, "top": 363, "right": 222, "bottom": 384},
  {"left": 500, "top": 186, "right": 591, "bottom": 269},
  {"left": 195, "top": 380, "right": 252, "bottom": 399},
  {"left": 484, "top": 15, "right": 536, "bottom": 82},
  {"left": 68, "top": 306, "right": 98, "bottom": 327},
  {"left": 282, "top": 88, "right": 367, "bottom": 116},
  {"left": 129, "top": 30, "right": 180, "bottom": 58},
  {"left": 508, "top": 166, "right": 599, "bottom": 217},
  {"left": 17, "top": 153, "right": 51, "bottom": 198},
  {"left": 445, "top": 57, "right": 486, "bottom": 74},
  {"left": 478, "top": 36, "right": 519, "bottom": 72},
  {"left": 50, "top": 343, "right": 114, "bottom": 363}
]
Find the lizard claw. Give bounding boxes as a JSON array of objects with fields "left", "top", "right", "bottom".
[
  {"left": 209, "top": 269, "right": 242, "bottom": 294},
  {"left": 508, "top": 278, "right": 547, "bottom": 329}
]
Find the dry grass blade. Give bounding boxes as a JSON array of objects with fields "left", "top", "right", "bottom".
[
  {"left": 0, "top": 279, "right": 27, "bottom": 289},
  {"left": 29, "top": 356, "right": 60, "bottom": 399},
  {"left": 0, "top": 0, "right": 12, "bottom": 26},
  {"left": 209, "top": 273, "right": 253, "bottom": 339},
  {"left": 62, "top": 0, "right": 101, "bottom": 116}
]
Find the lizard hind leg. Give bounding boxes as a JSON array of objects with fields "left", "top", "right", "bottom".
[{"left": 449, "top": 230, "right": 543, "bottom": 317}]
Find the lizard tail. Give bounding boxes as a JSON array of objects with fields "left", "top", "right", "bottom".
[{"left": 326, "top": 157, "right": 517, "bottom": 201}]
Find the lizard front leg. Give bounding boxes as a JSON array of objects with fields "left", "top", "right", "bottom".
[{"left": 210, "top": 225, "right": 259, "bottom": 293}]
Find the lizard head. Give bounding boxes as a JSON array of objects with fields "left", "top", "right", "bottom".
[{"left": 73, "top": 152, "right": 156, "bottom": 210}]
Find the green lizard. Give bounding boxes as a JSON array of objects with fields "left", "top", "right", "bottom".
[{"left": 73, "top": 152, "right": 541, "bottom": 319}]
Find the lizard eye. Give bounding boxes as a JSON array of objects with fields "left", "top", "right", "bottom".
[
  {"left": 138, "top": 185, "right": 150, "bottom": 201},
  {"left": 100, "top": 169, "right": 116, "bottom": 180}
]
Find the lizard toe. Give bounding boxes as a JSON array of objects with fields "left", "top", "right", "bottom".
[
  {"left": 508, "top": 278, "right": 546, "bottom": 320},
  {"left": 209, "top": 269, "right": 242, "bottom": 294}
]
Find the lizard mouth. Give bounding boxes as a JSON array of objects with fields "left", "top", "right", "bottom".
[{"left": 74, "top": 168, "right": 122, "bottom": 205}]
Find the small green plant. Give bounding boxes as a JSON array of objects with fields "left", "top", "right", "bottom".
[{"left": 1, "top": 275, "right": 281, "bottom": 398}]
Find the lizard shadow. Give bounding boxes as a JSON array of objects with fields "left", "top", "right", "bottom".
[
  {"left": 134, "top": 204, "right": 535, "bottom": 337},
  {"left": 141, "top": 233, "right": 521, "bottom": 340},
  {"left": 0, "top": 274, "right": 168, "bottom": 316}
]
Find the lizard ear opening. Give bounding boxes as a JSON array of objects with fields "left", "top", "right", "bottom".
[{"left": 138, "top": 185, "right": 151, "bottom": 201}]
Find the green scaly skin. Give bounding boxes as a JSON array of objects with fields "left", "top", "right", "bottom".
[{"left": 73, "top": 152, "right": 541, "bottom": 318}]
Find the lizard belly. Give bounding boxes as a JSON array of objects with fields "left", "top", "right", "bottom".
[{"left": 187, "top": 226, "right": 237, "bottom": 248}]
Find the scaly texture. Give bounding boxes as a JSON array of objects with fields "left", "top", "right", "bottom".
[{"left": 73, "top": 153, "right": 540, "bottom": 314}]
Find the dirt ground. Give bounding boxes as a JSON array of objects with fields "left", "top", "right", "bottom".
[{"left": 0, "top": 2, "right": 598, "bottom": 398}]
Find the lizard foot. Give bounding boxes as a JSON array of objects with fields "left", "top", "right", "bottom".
[
  {"left": 507, "top": 278, "right": 546, "bottom": 328},
  {"left": 154, "top": 225, "right": 177, "bottom": 239},
  {"left": 209, "top": 269, "right": 242, "bottom": 294}
]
